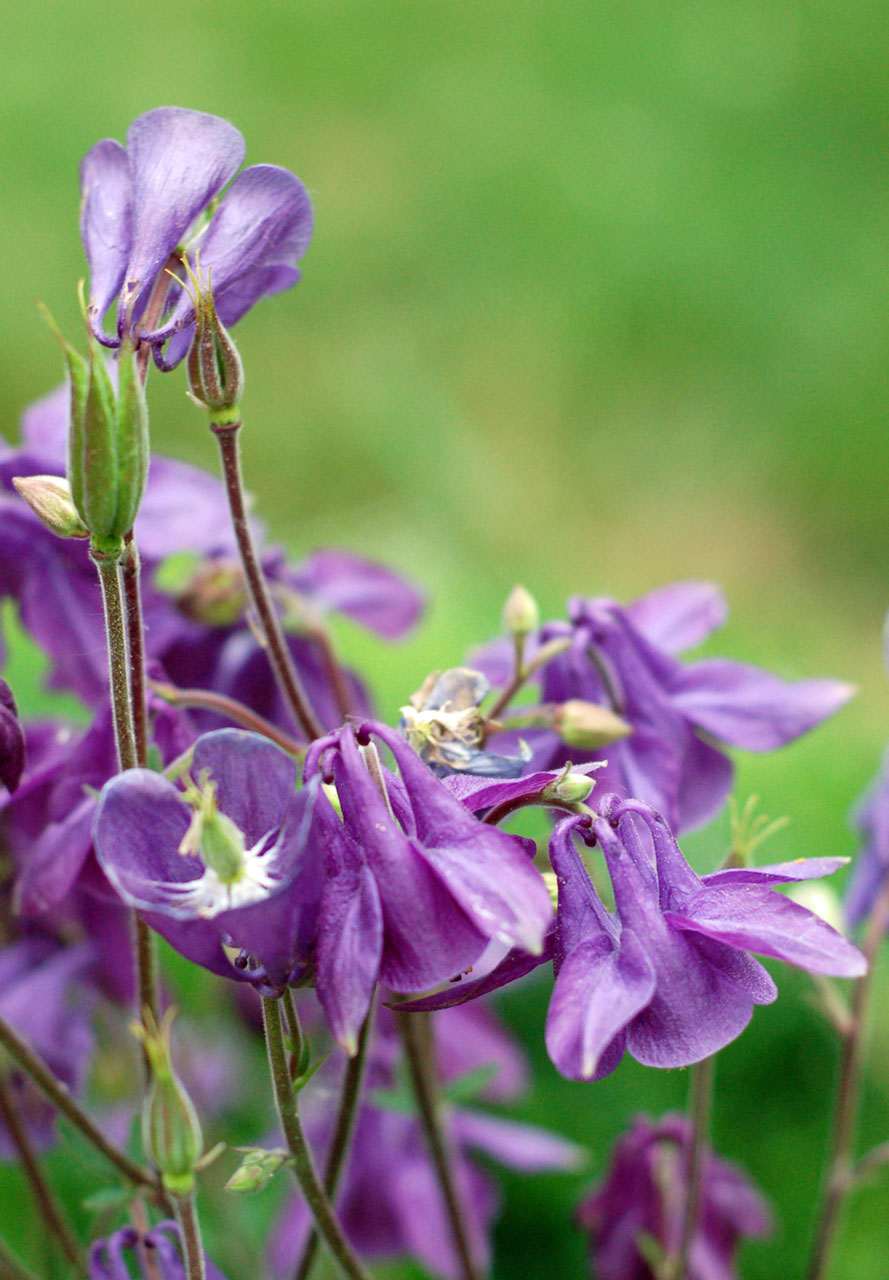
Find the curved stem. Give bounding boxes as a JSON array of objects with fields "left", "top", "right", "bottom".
[
  {"left": 0, "top": 1073, "right": 83, "bottom": 1274},
  {"left": 149, "top": 679, "right": 306, "bottom": 756},
  {"left": 211, "top": 423, "right": 324, "bottom": 741},
  {"left": 396, "top": 1011, "right": 483, "bottom": 1280},
  {"left": 261, "top": 998, "right": 371, "bottom": 1280},
  {"left": 173, "top": 1193, "right": 206, "bottom": 1280},
  {"left": 804, "top": 874, "right": 889, "bottom": 1280},
  {"left": 293, "top": 1003, "right": 374, "bottom": 1280},
  {"left": 0, "top": 1012, "right": 161, "bottom": 1192}
]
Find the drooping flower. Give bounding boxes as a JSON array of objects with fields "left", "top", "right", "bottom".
[
  {"left": 88, "top": 1220, "right": 228, "bottom": 1279},
  {"left": 80, "top": 107, "right": 313, "bottom": 367},
  {"left": 93, "top": 729, "right": 321, "bottom": 992},
  {"left": 477, "top": 582, "right": 854, "bottom": 832},
  {"left": 400, "top": 799, "right": 865, "bottom": 1081},
  {"left": 269, "top": 1003, "right": 582, "bottom": 1280},
  {"left": 575, "top": 1113, "right": 771, "bottom": 1280},
  {"left": 304, "top": 721, "right": 553, "bottom": 1051}
]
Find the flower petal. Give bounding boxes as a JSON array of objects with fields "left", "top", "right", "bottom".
[
  {"left": 80, "top": 138, "right": 132, "bottom": 344},
  {"left": 286, "top": 550, "right": 424, "bottom": 639},
  {"left": 452, "top": 1109, "right": 585, "bottom": 1172},
  {"left": 192, "top": 729, "right": 297, "bottom": 846},
  {"left": 316, "top": 862, "right": 384, "bottom": 1052},
  {"left": 625, "top": 581, "right": 727, "bottom": 654},
  {"left": 703, "top": 856, "right": 850, "bottom": 887}
]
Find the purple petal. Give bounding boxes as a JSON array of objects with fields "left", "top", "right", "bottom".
[
  {"left": 675, "top": 734, "right": 734, "bottom": 833},
  {"left": 669, "top": 659, "right": 855, "bottom": 751},
  {"left": 393, "top": 941, "right": 552, "bottom": 1012},
  {"left": 125, "top": 108, "right": 244, "bottom": 329},
  {"left": 546, "top": 934, "right": 656, "bottom": 1080},
  {"left": 286, "top": 550, "right": 424, "bottom": 639},
  {"left": 0, "top": 678, "right": 24, "bottom": 793},
  {"left": 80, "top": 139, "right": 132, "bottom": 344},
  {"left": 192, "top": 729, "right": 296, "bottom": 846},
  {"left": 703, "top": 856, "right": 850, "bottom": 887},
  {"left": 316, "top": 862, "right": 384, "bottom": 1052},
  {"left": 625, "top": 581, "right": 727, "bottom": 653},
  {"left": 147, "top": 163, "right": 311, "bottom": 341},
  {"left": 14, "top": 794, "right": 94, "bottom": 914},
  {"left": 19, "top": 384, "right": 69, "bottom": 464},
  {"left": 135, "top": 457, "right": 240, "bottom": 558},
  {"left": 452, "top": 1110, "right": 585, "bottom": 1172},
  {"left": 667, "top": 885, "right": 867, "bottom": 977}
]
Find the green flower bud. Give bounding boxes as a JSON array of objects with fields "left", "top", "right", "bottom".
[
  {"left": 542, "top": 768, "right": 597, "bottom": 805},
  {"left": 133, "top": 1009, "right": 203, "bottom": 1196},
  {"left": 225, "top": 1146, "right": 290, "bottom": 1194},
  {"left": 12, "top": 475, "right": 89, "bottom": 539},
  {"left": 557, "top": 700, "right": 631, "bottom": 750},
  {"left": 502, "top": 584, "right": 539, "bottom": 638},
  {"left": 179, "top": 770, "right": 247, "bottom": 884},
  {"left": 182, "top": 257, "right": 244, "bottom": 419}
]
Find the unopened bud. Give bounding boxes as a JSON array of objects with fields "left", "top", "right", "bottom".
[
  {"left": 12, "top": 475, "right": 88, "bottom": 539},
  {"left": 183, "top": 259, "right": 244, "bottom": 417},
  {"left": 557, "top": 700, "right": 631, "bottom": 750},
  {"left": 503, "top": 584, "right": 539, "bottom": 638},
  {"left": 133, "top": 1009, "right": 203, "bottom": 1196},
  {"left": 225, "top": 1146, "right": 290, "bottom": 1194},
  {"left": 542, "top": 769, "right": 597, "bottom": 805}
]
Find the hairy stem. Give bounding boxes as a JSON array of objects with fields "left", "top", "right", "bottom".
[
  {"left": 212, "top": 422, "right": 324, "bottom": 741},
  {"left": 149, "top": 679, "right": 306, "bottom": 756},
  {"left": 663, "top": 1055, "right": 715, "bottom": 1280},
  {"left": 121, "top": 533, "right": 148, "bottom": 768},
  {"left": 0, "top": 1013, "right": 161, "bottom": 1191},
  {"left": 293, "top": 1003, "right": 374, "bottom": 1280},
  {"left": 396, "top": 1011, "right": 483, "bottom": 1280},
  {"left": 262, "top": 998, "right": 371, "bottom": 1280},
  {"left": 0, "top": 1072, "right": 83, "bottom": 1274},
  {"left": 173, "top": 1194, "right": 207, "bottom": 1280},
  {"left": 805, "top": 875, "right": 889, "bottom": 1280}
]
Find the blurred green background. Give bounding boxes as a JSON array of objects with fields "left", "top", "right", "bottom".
[{"left": 2, "top": 1, "right": 889, "bottom": 1276}]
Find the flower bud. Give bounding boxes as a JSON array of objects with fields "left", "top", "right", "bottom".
[
  {"left": 225, "top": 1146, "right": 290, "bottom": 1194},
  {"left": 184, "top": 260, "right": 244, "bottom": 417},
  {"left": 503, "top": 584, "right": 539, "bottom": 638},
  {"left": 12, "top": 475, "right": 89, "bottom": 540},
  {"left": 557, "top": 700, "right": 631, "bottom": 750},
  {"left": 542, "top": 769, "right": 598, "bottom": 805},
  {"left": 133, "top": 1009, "right": 203, "bottom": 1196}
]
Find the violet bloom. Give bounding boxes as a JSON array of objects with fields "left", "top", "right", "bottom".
[
  {"left": 88, "top": 1220, "right": 228, "bottom": 1280},
  {"left": 304, "top": 721, "right": 553, "bottom": 1051},
  {"left": 402, "top": 799, "right": 865, "bottom": 1080},
  {"left": 93, "top": 729, "right": 321, "bottom": 992},
  {"left": 81, "top": 107, "right": 312, "bottom": 367},
  {"left": 846, "top": 746, "right": 889, "bottom": 927},
  {"left": 576, "top": 1113, "right": 771, "bottom": 1280},
  {"left": 0, "top": 677, "right": 24, "bottom": 793},
  {"left": 479, "top": 582, "right": 854, "bottom": 832},
  {"left": 269, "top": 1003, "right": 582, "bottom": 1280}
]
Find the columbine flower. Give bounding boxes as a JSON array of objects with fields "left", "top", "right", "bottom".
[
  {"left": 400, "top": 798, "right": 865, "bottom": 1080},
  {"left": 80, "top": 107, "right": 312, "bottom": 367},
  {"left": 477, "top": 582, "right": 854, "bottom": 832},
  {"left": 88, "top": 1220, "right": 228, "bottom": 1279},
  {"left": 576, "top": 1113, "right": 771, "bottom": 1280},
  {"left": 304, "top": 721, "right": 553, "bottom": 1051},
  {"left": 93, "top": 729, "right": 321, "bottom": 991}
]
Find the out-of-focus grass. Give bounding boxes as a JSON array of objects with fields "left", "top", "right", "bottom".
[{"left": 2, "top": 2, "right": 889, "bottom": 1276}]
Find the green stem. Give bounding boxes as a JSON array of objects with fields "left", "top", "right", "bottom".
[
  {"left": 293, "top": 1003, "right": 374, "bottom": 1280},
  {"left": 211, "top": 422, "right": 324, "bottom": 741},
  {"left": 0, "top": 1072, "right": 83, "bottom": 1274},
  {"left": 0, "top": 1012, "right": 161, "bottom": 1192},
  {"left": 173, "top": 1193, "right": 206, "bottom": 1280},
  {"left": 804, "top": 874, "right": 889, "bottom": 1280},
  {"left": 485, "top": 636, "right": 572, "bottom": 725},
  {"left": 0, "top": 1234, "right": 40, "bottom": 1280},
  {"left": 261, "top": 998, "right": 371, "bottom": 1280},
  {"left": 396, "top": 1011, "right": 484, "bottom": 1280},
  {"left": 122, "top": 533, "right": 148, "bottom": 768},
  {"left": 663, "top": 1055, "right": 715, "bottom": 1280}
]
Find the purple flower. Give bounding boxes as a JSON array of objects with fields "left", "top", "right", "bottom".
[
  {"left": 846, "top": 746, "right": 889, "bottom": 927},
  {"left": 576, "top": 1113, "right": 771, "bottom": 1280},
  {"left": 80, "top": 107, "right": 312, "bottom": 366},
  {"left": 400, "top": 799, "right": 865, "bottom": 1080},
  {"left": 88, "top": 1220, "right": 228, "bottom": 1279},
  {"left": 269, "top": 1004, "right": 582, "bottom": 1280},
  {"left": 479, "top": 582, "right": 854, "bottom": 832},
  {"left": 304, "top": 721, "right": 553, "bottom": 1051},
  {"left": 0, "top": 678, "right": 24, "bottom": 793},
  {"left": 93, "top": 729, "right": 321, "bottom": 991}
]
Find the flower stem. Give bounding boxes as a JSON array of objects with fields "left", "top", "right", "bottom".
[
  {"left": 173, "top": 1193, "right": 207, "bottom": 1280},
  {"left": 663, "top": 1055, "right": 716, "bottom": 1280},
  {"left": 149, "top": 679, "right": 306, "bottom": 756},
  {"left": 0, "top": 1012, "right": 162, "bottom": 1192},
  {"left": 211, "top": 422, "right": 324, "bottom": 741},
  {"left": 0, "top": 1072, "right": 83, "bottom": 1274},
  {"left": 485, "top": 636, "right": 572, "bottom": 725},
  {"left": 122, "top": 533, "right": 148, "bottom": 768},
  {"left": 395, "top": 1010, "right": 484, "bottom": 1280},
  {"left": 0, "top": 1234, "right": 41, "bottom": 1280},
  {"left": 293, "top": 1003, "right": 374, "bottom": 1280},
  {"left": 261, "top": 997, "right": 371, "bottom": 1280},
  {"left": 804, "top": 874, "right": 889, "bottom": 1280}
]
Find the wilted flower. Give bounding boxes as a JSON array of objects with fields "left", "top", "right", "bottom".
[
  {"left": 81, "top": 107, "right": 313, "bottom": 367},
  {"left": 576, "top": 1113, "right": 771, "bottom": 1280}
]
